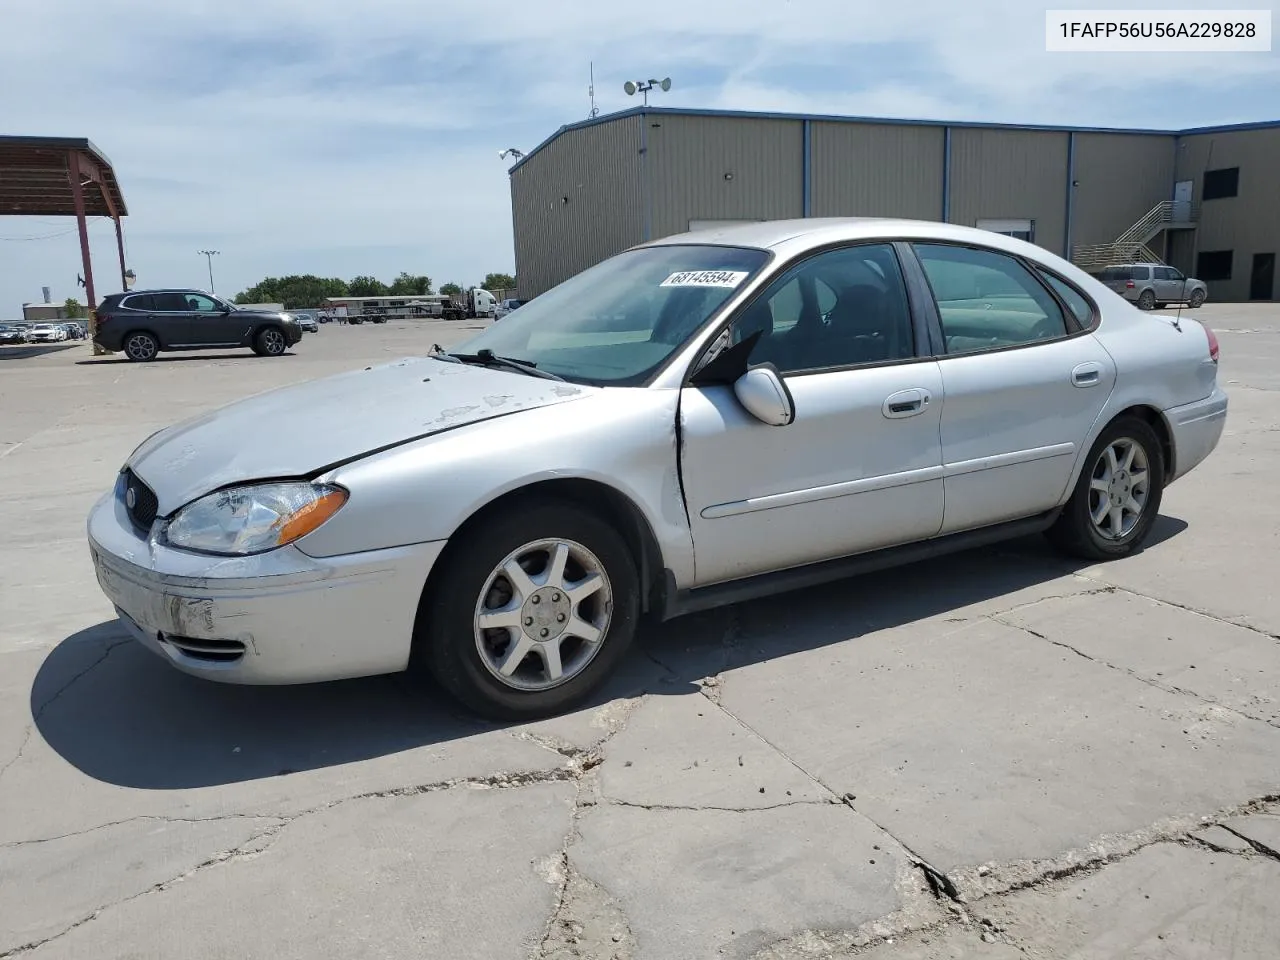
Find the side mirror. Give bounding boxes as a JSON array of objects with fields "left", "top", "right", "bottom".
[{"left": 733, "top": 365, "right": 795, "bottom": 426}]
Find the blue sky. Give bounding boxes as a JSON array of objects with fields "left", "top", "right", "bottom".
[{"left": 1, "top": 0, "right": 1277, "bottom": 315}]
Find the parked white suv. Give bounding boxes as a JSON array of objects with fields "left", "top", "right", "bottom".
[{"left": 1098, "top": 264, "right": 1207, "bottom": 311}]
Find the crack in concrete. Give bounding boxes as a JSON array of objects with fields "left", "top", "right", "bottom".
[
  {"left": 510, "top": 730, "right": 590, "bottom": 760},
  {"left": 533, "top": 697, "right": 646, "bottom": 960},
  {"left": 0, "top": 726, "right": 33, "bottom": 786},
  {"left": 600, "top": 797, "right": 839, "bottom": 814},
  {"left": 0, "top": 638, "right": 130, "bottom": 789},
  {"left": 0, "top": 812, "right": 292, "bottom": 849},
  {"left": 968, "top": 583, "right": 1118, "bottom": 622},
  {"left": 2, "top": 760, "right": 601, "bottom": 954},
  {"left": 689, "top": 670, "right": 962, "bottom": 910},
  {"left": 0, "top": 818, "right": 285, "bottom": 959},
  {"left": 1077, "top": 579, "right": 1280, "bottom": 644},
  {"left": 991, "top": 614, "right": 1280, "bottom": 730},
  {"left": 943, "top": 792, "right": 1280, "bottom": 903},
  {"left": 31, "top": 638, "right": 131, "bottom": 722},
  {"left": 1220, "top": 823, "right": 1280, "bottom": 863}
]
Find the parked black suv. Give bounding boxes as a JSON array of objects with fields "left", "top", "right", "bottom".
[{"left": 93, "top": 289, "right": 302, "bottom": 362}]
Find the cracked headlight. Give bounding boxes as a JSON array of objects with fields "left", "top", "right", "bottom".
[{"left": 164, "top": 482, "right": 348, "bottom": 555}]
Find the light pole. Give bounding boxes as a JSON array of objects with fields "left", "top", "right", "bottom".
[
  {"left": 198, "top": 249, "right": 220, "bottom": 292},
  {"left": 498, "top": 148, "right": 525, "bottom": 161},
  {"left": 623, "top": 77, "right": 672, "bottom": 106}
]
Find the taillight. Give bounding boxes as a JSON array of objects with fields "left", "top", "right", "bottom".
[
  {"left": 1125, "top": 280, "right": 1135, "bottom": 289},
  {"left": 1205, "top": 326, "right": 1219, "bottom": 363}
]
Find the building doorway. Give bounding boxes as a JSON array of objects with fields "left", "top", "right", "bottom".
[
  {"left": 976, "top": 218, "right": 1035, "bottom": 243},
  {"left": 1251, "top": 253, "right": 1276, "bottom": 301}
]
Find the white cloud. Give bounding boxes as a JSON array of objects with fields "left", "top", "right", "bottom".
[{"left": 2, "top": 0, "right": 1277, "bottom": 312}]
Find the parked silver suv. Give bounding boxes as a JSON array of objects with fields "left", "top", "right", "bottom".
[{"left": 1098, "top": 264, "right": 1207, "bottom": 310}]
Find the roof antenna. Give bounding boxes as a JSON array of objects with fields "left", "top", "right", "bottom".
[{"left": 588, "top": 62, "right": 599, "bottom": 119}]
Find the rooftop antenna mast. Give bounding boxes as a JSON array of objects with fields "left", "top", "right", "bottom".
[{"left": 588, "top": 62, "right": 599, "bottom": 118}]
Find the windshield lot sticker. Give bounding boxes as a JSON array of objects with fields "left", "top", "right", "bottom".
[{"left": 660, "top": 270, "right": 749, "bottom": 288}]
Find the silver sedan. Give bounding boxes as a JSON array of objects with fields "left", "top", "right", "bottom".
[{"left": 87, "top": 219, "right": 1228, "bottom": 719}]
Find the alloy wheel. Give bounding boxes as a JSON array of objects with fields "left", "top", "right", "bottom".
[
  {"left": 262, "top": 329, "right": 285, "bottom": 354},
  {"left": 125, "top": 334, "right": 157, "bottom": 361},
  {"left": 1088, "top": 437, "right": 1150, "bottom": 540},
  {"left": 473, "top": 538, "right": 612, "bottom": 692}
]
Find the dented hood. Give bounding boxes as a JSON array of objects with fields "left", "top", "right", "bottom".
[{"left": 127, "top": 355, "right": 590, "bottom": 514}]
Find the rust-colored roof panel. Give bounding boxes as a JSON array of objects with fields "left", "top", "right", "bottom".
[{"left": 0, "top": 136, "right": 128, "bottom": 217}]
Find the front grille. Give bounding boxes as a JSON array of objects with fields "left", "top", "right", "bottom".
[{"left": 122, "top": 469, "right": 159, "bottom": 532}]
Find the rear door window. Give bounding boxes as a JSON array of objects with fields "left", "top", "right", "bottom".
[
  {"left": 122, "top": 294, "right": 156, "bottom": 311},
  {"left": 913, "top": 243, "right": 1069, "bottom": 354},
  {"left": 152, "top": 293, "right": 191, "bottom": 311}
]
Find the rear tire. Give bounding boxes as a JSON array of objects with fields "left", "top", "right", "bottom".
[
  {"left": 252, "top": 326, "right": 287, "bottom": 357},
  {"left": 414, "top": 499, "right": 640, "bottom": 721},
  {"left": 1138, "top": 290, "right": 1156, "bottom": 310},
  {"left": 123, "top": 331, "right": 159, "bottom": 362},
  {"left": 1046, "top": 415, "right": 1165, "bottom": 561}
]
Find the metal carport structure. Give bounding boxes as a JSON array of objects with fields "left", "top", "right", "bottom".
[{"left": 0, "top": 135, "right": 129, "bottom": 352}]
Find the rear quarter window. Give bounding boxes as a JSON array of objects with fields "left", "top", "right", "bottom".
[{"left": 121, "top": 294, "right": 155, "bottom": 311}]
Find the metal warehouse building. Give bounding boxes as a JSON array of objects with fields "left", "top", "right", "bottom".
[{"left": 508, "top": 107, "right": 1279, "bottom": 303}]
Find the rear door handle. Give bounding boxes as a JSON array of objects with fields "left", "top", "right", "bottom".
[
  {"left": 883, "top": 388, "right": 931, "bottom": 419},
  {"left": 1071, "top": 362, "right": 1103, "bottom": 387}
]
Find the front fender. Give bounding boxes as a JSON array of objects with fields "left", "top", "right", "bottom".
[{"left": 298, "top": 389, "right": 697, "bottom": 589}]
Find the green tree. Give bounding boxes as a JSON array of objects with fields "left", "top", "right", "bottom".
[
  {"left": 63, "top": 297, "right": 86, "bottom": 318},
  {"left": 481, "top": 273, "right": 516, "bottom": 292},
  {"left": 234, "top": 275, "right": 349, "bottom": 310},
  {"left": 348, "top": 275, "right": 388, "bottom": 297},
  {"left": 439, "top": 282, "right": 463, "bottom": 296},
  {"left": 387, "top": 272, "right": 432, "bottom": 296}
]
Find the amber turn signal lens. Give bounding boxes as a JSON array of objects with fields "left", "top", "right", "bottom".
[{"left": 275, "top": 488, "right": 348, "bottom": 545}]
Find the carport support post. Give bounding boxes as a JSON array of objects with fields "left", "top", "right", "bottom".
[
  {"left": 114, "top": 216, "right": 127, "bottom": 291},
  {"left": 68, "top": 152, "right": 106, "bottom": 355}
]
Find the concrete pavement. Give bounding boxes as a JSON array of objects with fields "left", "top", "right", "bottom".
[{"left": 2, "top": 307, "right": 1278, "bottom": 958}]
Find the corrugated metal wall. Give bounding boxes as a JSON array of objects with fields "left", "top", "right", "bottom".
[
  {"left": 510, "top": 117, "right": 643, "bottom": 299},
  {"left": 810, "top": 122, "right": 944, "bottom": 219},
  {"left": 1070, "top": 133, "right": 1175, "bottom": 249},
  {"left": 644, "top": 114, "right": 804, "bottom": 240},
  {"left": 948, "top": 128, "right": 1070, "bottom": 255},
  {"left": 510, "top": 111, "right": 1278, "bottom": 302},
  {"left": 1176, "top": 127, "right": 1280, "bottom": 301}
]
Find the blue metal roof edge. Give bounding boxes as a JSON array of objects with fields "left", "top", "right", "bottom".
[
  {"left": 1176, "top": 119, "right": 1280, "bottom": 136},
  {"left": 507, "top": 105, "right": 1280, "bottom": 174}
]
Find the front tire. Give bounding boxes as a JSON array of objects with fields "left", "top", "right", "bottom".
[
  {"left": 253, "top": 326, "right": 287, "bottom": 357},
  {"left": 416, "top": 500, "right": 640, "bottom": 720},
  {"left": 1047, "top": 416, "right": 1165, "bottom": 561},
  {"left": 123, "top": 331, "right": 159, "bottom": 362},
  {"left": 1189, "top": 289, "right": 1206, "bottom": 308}
]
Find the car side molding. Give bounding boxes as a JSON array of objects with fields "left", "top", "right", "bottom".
[{"left": 658, "top": 508, "right": 1063, "bottom": 620}]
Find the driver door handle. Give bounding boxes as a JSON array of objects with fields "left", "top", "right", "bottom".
[{"left": 883, "top": 388, "right": 931, "bottom": 419}]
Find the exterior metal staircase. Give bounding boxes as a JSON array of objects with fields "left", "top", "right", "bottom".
[{"left": 1072, "top": 200, "right": 1198, "bottom": 273}]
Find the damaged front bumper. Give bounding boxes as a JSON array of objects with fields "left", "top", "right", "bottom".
[{"left": 86, "top": 489, "right": 444, "bottom": 684}]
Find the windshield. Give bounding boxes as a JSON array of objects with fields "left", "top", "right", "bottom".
[{"left": 450, "top": 244, "right": 770, "bottom": 384}]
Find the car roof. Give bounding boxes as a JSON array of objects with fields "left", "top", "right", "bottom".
[
  {"left": 120, "top": 288, "right": 216, "bottom": 295},
  {"left": 639, "top": 216, "right": 1085, "bottom": 275}
]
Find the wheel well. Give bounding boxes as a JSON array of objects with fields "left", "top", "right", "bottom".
[
  {"left": 1115, "top": 404, "right": 1174, "bottom": 477},
  {"left": 122, "top": 329, "right": 160, "bottom": 349},
  {"left": 421, "top": 479, "right": 667, "bottom": 616}
]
